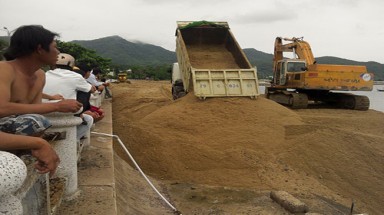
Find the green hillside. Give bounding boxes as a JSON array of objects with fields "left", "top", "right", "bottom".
[
  {"left": 72, "top": 35, "right": 383, "bottom": 80},
  {"left": 243, "top": 48, "right": 274, "bottom": 79},
  {"left": 2, "top": 35, "right": 383, "bottom": 80},
  {"left": 71, "top": 36, "right": 176, "bottom": 66}
]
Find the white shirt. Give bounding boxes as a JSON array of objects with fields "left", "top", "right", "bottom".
[
  {"left": 86, "top": 73, "right": 104, "bottom": 87},
  {"left": 43, "top": 68, "right": 92, "bottom": 99}
]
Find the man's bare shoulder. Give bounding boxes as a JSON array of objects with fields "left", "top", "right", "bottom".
[
  {"left": 35, "top": 69, "right": 46, "bottom": 84},
  {"left": 0, "top": 61, "right": 16, "bottom": 80},
  {"left": 0, "top": 61, "right": 14, "bottom": 70}
]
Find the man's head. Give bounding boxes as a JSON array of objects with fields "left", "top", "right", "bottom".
[
  {"left": 56, "top": 53, "right": 75, "bottom": 70},
  {"left": 77, "top": 62, "right": 92, "bottom": 78},
  {"left": 92, "top": 67, "right": 102, "bottom": 76},
  {"left": 4, "top": 25, "right": 59, "bottom": 61},
  {"left": 73, "top": 68, "right": 86, "bottom": 77}
]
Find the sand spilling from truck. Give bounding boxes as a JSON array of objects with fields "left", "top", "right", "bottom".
[
  {"left": 111, "top": 80, "right": 384, "bottom": 214},
  {"left": 187, "top": 45, "right": 242, "bottom": 69}
]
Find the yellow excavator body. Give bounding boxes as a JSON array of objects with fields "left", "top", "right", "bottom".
[{"left": 267, "top": 37, "right": 373, "bottom": 110}]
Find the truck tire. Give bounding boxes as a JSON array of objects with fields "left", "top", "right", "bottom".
[
  {"left": 172, "top": 86, "right": 185, "bottom": 100},
  {"left": 177, "top": 91, "right": 186, "bottom": 98}
]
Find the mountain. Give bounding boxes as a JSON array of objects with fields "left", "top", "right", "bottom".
[
  {"left": 243, "top": 48, "right": 274, "bottom": 79},
  {"left": 72, "top": 36, "right": 383, "bottom": 80},
  {"left": 4, "top": 35, "right": 382, "bottom": 80},
  {"left": 71, "top": 36, "right": 176, "bottom": 65}
]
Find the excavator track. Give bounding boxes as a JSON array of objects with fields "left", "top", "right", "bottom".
[
  {"left": 266, "top": 88, "right": 370, "bottom": 110},
  {"left": 266, "top": 88, "right": 308, "bottom": 109},
  {"left": 337, "top": 94, "right": 370, "bottom": 111},
  {"left": 289, "top": 93, "right": 309, "bottom": 109}
]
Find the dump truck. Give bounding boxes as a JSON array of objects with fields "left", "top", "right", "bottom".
[
  {"left": 266, "top": 37, "right": 373, "bottom": 110},
  {"left": 172, "top": 21, "right": 260, "bottom": 100}
]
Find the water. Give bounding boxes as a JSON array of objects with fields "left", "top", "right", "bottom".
[
  {"left": 258, "top": 85, "right": 384, "bottom": 112},
  {"left": 351, "top": 85, "right": 384, "bottom": 112}
]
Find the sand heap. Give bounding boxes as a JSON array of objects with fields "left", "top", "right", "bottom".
[
  {"left": 112, "top": 81, "right": 384, "bottom": 214},
  {"left": 135, "top": 93, "right": 304, "bottom": 186}
]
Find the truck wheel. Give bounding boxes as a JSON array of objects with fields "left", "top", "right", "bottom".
[
  {"left": 172, "top": 86, "right": 185, "bottom": 100},
  {"left": 178, "top": 91, "right": 186, "bottom": 98}
]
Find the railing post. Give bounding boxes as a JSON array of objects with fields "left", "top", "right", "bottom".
[
  {"left": 44, "top": 112, "right": 82, "bottom": 200},
  {"left": 0, "top": 151, "right": 27, "bottom": 215}
]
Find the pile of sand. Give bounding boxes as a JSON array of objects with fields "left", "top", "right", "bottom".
[
  {"left": 112, "top": 80, "right": 384, "bottom": 214},
  {"left": 136, "top": 93, "right": 303, "bottom": 184}
]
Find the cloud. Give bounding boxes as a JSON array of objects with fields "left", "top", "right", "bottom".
[
  {"left": 1, "top": 0, "right": 383, "bottom": 63},
  {"left": 232, "top": 11, "right": 297, "bottom": 24},
  {"left": 138, "top": 0, "right": 227, "bottom": 5}
]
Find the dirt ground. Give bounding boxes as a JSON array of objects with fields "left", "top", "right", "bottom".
[{"left": 111, "top": 80, "right": 384, "bottom": 215}]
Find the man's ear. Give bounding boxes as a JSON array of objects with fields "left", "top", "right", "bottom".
[{"left": 36, "top": 44, "right": 44, "bottom": 54}]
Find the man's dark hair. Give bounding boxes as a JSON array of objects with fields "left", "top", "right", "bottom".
[
  {"left": 77, "top": 62, "right": 92, "bottom": 72},
  {"left": 3, "top": 25, "right": 59, "bottom": 60},
  {"left": 92, "top": 67, "right": 102, "bottom": 75},
  {"left": 73, "top": 69, "right": 86, "bottom": 77}
]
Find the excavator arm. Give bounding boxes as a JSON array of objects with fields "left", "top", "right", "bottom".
[{"left": 274, "top": 37, "right": 316, "bottom": 65}]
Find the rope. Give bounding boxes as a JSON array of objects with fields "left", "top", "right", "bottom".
[{"left": 91, "top": 131, "right": 182, "bottom": 215}]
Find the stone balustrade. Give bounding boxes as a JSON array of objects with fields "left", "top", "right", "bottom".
[
  {"left": 0, "top": 151, "right": 27, "bottom": 215},
  {"left": 44, "top": 111, "right": 83, "bottom": 200},
  {"left": 0, "top": 111, "right": 83, "bottom": 214}
]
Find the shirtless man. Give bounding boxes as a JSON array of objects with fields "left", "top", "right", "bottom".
[{"left": 0, "top": 25, "right": 82, "bottom": 176}]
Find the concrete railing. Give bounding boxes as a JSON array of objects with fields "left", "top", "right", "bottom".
[
  {"left": 90, "top": 90, "right": 105, "bottom": 108},
  {"left": 0, "top": 111, "right": 83, "bottom": 215},
  {"left": 44, "top": 111, "right": 83, "bottom": 199},
  {"left": 0, "top": 151, "right": 27, "bottom": 215}
]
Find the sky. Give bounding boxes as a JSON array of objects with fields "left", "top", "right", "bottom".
[{"left": 1, "top": 0, "right": 383, "bottom": 64}]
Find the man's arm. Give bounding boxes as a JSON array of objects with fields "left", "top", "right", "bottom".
[
  {"left": 0, "top": 131, "right": 60, "bottom": 176},
  {"left": 75, "top": 75, "right": 93, "bottom": 93},
  {"left": 42, "top": 93, "right": 64, "bottom": 100},
  {"left": 31, "top": 70, "right": 45, "bottom": 104},
  {"left": 86, "top": 74, "right": 103, "bottom": 86},
  {"left": 90, "top": 85, "right": 97, "bottom": 93},
  {"left": 0, "top": 99, "right": 83, "bottom": 118}
]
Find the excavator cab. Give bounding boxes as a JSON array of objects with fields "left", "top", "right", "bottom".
[
  {"left": 274, "top": 59, "right": 307, "bottom": 86},
  {"left": 286, "top": 61, "right": 306, "bottom": 72}
]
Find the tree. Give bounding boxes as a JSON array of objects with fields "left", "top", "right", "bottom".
[
  {"left": 126, "top": 64, "right": 171, "bottom": 80},
  {"left": 0, "top": 39, "right": 9, "bottom": 60},
  {"left": 56, "top": 40, "right": 112, "bottom": 72}
]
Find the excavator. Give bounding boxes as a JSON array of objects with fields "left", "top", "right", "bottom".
[{"left": 265, "top": 37, "right": 373, "bottom": 110}]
